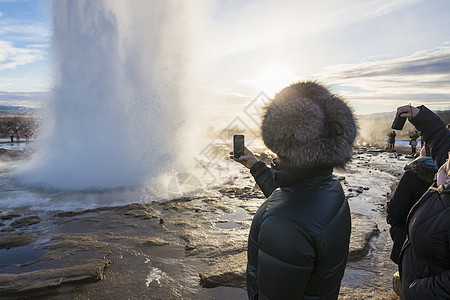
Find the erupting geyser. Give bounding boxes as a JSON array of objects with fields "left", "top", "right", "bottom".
[{"left": 20, "top": 0, "right": 198, "bottom": 189}]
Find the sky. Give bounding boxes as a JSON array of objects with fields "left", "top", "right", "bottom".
[{"left": 0, "top": 0, "right": 449, "bottom": 114}]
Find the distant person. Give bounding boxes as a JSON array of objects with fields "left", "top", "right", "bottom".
[
  {"left": 395, "top": 104, "right": 450, "bottom": 299},
  {"left": 388, "top": 131, "right": 396, "bottom": 150},
  {"left": 8, "top": 128, "right": 14, "bottom": 143},
  {"left": 386, "top": 143, "right": 437, "bottom": 265},
  {"left": 230, "top": 81, "right": 357, "bottom": 299},
  {"left": 14, "top": 129, "right": 20, "bottom": 142},
  {"left": 24, "top": 130, "right": 30, "bottom": 142},
  {"left": 417, "top": 132, "right": 423, "bottom": 148},
  {"left": 409, "top": 131, "right": 419, "bottom": 155}
]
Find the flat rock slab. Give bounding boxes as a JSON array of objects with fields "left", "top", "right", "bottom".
[
  {"left": 0, "top": 259, "right": 110, "bottom": 296},
  {"left": 199, "top": 251, "right": 247, "bottom": 289},
  {"left": 0, "top": 232, "right": 36, "bottom": 249},
  {"left": 9, "top": 216, "right": 41, "bottom": 228},
  {"left": 349, "top": 212, "right": 380, "bottom": 262}
]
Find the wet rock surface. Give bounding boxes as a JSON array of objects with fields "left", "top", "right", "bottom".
[
  {"left": 0, "top": 146, "right": 411, "bottom": 299},
  {"left": 199, "top": 252, "right": 247, "bottom": 289},
  {"left": 0, "top": 260, "right": 110, "bottom": 296},
  {"left": 348, "top": 212, "right": 380, "bottom": 262},
  {"left": 0, "top": 232, "right": 36, "bottom": 249}
]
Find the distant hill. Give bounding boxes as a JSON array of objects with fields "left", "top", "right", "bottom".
[
  {"left": 358, "top": 109, "right": 450, "bottom": 122},
  {"left": 0, "top": 105, "right": 36, "bottom": 115},
  {"left": 0, "top": 106, "right": 39, "bottom": 138}
]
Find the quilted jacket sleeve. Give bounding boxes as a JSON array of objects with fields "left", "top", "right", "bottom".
[
  {"left": 387, "top": 171, "right": 416, "bottom": 226},
  {"left": 250, "top": 161, "right": 279, "bottom": 198},
  {"left": 409, "top": 270, "right": 450, "bottom": 299},
  {"left": 410, "top": 106, "right": 450, "bottom": 168}
]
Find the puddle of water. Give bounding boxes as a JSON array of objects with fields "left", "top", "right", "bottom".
[
  {"left": 215, "top": 207, "right": 249, "bottom": 229},
  {"left": 0, "top": 243, "right": 46, "bottom": 266},
  {"left": 215, "top": 221, "right": 239, "bottom": 229},
  {"left": 145, "top": 244, "right": 185, "bottom": 259},
  {"left": 194, "top": 286, "right": 247, "bottom": 300}
]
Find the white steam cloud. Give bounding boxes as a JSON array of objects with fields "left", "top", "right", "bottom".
[{"left": 18, "top": 0, "right": 203, "bottom": 190}]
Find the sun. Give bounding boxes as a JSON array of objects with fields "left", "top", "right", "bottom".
[{"left": 254, "top": 65, "right": 298, "bottom": 96}]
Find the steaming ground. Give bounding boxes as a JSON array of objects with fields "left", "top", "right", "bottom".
[{"left": 0, "top": 139, "right": 246, "bottom": 212}]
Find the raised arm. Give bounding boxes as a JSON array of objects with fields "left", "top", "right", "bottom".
[
  {"left": 249, "top": 161, "right": 279, "bottom": 197},
  {"left": 397, "top": 105, "right": 450, "bottom": 168},
  {"left": 230, "top": 147, "right": 279, "bottom": 197}
]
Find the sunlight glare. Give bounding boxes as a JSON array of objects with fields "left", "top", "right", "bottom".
[{"left": 255, "top": 65, "right": 298, "bottom": 96}]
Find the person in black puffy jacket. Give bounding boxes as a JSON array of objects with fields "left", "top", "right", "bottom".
[
  {"left": 386, "top": 144, "right": 437, "bottom": 264},
  {"left": 395, "top": 105, "right": 450, "bottom": 299},
  {"left": 230, "top": 81, "right": 357, "bottom": 299}
]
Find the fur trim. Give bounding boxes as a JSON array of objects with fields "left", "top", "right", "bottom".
[
  {"left": 261, "top": 81, "right": 358, "bottom": 169},
  {"left": 406, "top": 157, "right": 437, "bottom": 185},
  {"left": 410, "top": 163, "right": 437, "bottom": 185}
]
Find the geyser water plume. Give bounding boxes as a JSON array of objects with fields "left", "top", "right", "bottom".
[{"left": 20, "top": 1, "right": 200, "bottom": 190}]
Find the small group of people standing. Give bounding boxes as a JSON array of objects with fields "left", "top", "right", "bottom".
[
  {"left": 387, "top": 130, "right": 421, "bottom": 155},
  {"left": 8, "top": 128, "right": 29, "bottom": 143},
  {"left": 228, "top": 80, "right": 449, "bottom": 299}
]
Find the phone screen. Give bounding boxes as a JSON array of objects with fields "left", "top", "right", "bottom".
[{"left": 233, "top": 135, "right": 244, "bottom": 159}]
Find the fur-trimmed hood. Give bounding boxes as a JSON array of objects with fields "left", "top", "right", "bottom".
[
  {"left": 405, "top": 156, "right": 438, "bottom": 185},
  {"left": 261, "top": 81, "right": 358, "bottom": 169}
]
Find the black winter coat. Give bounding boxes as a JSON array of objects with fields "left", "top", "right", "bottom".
[
  {"left": 400, "top": 106, "right": 450, "bottom": 299},
  {"left": 386, "top": 157, "right": 437, "bottom": 264},
  {"left": 247, "top": 162, "right": 351, "bottom": 299}
]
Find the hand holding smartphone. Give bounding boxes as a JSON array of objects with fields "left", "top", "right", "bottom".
[
  {"left": 233, "top": 135, "right": 245, "bottom": 159},
  {"left": 392, "top": 103, "right": 419, "bottom": 130},
  {"left": 391, "top": 115, "right": 407, "bottom": 130}
]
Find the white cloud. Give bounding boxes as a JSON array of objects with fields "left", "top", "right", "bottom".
[
  {"left": 0, "top": 40, "right": 45, "bottom": 71},
  {"left": 0, "top": 19, "right": 49, "bottom": 42},
  {"left": 366, "top": 0, "right": 422, "bottom": 18},
  {"left": 317, "top": 46, "right": 450, "bottom": 109}
]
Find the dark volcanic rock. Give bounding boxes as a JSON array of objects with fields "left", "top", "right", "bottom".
[
  {"left": 0, "top": 259, "right": 110, "bottom": 296},
  {"left": 349, "top": 212, "right": 380, "bottom": 262},
  {"left": 0, "top": 232, "right": 36, "bottom": 249},
  {"left": 1, "top": 213, "right": 21, "bottom": 220},
  {"left": 54, "top": 203, "right": 161, "bottom": 220},
  {"left": 10, "top": 216, "right": 41, "bottom": 228},
  {"left": 199, "top": 252, "right": 247, "bottom": 289},
  {"left": 0, "top": 148, "right": 27, "bottom": 160}
]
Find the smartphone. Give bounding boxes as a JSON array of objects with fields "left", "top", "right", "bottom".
[
  {"left": 391, "top": 115, "right": 407, "bottom": 130},
  {"left": 233, "top": 135, "right": 244, "bottom": 159}
]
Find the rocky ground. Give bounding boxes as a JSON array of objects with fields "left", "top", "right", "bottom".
[{"left": 0, "top": 145, "right": 414, "bottom": 299}]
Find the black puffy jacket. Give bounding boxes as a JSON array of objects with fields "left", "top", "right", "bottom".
[
  {"left": 247, "top": 162, "right": 351, "bottom": 299},
  {"left": 386, "top": 157, "right": 437, "bottom": 264},
  {"left": 400, "top": 106, "right": 450, "bottom": 299}
]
